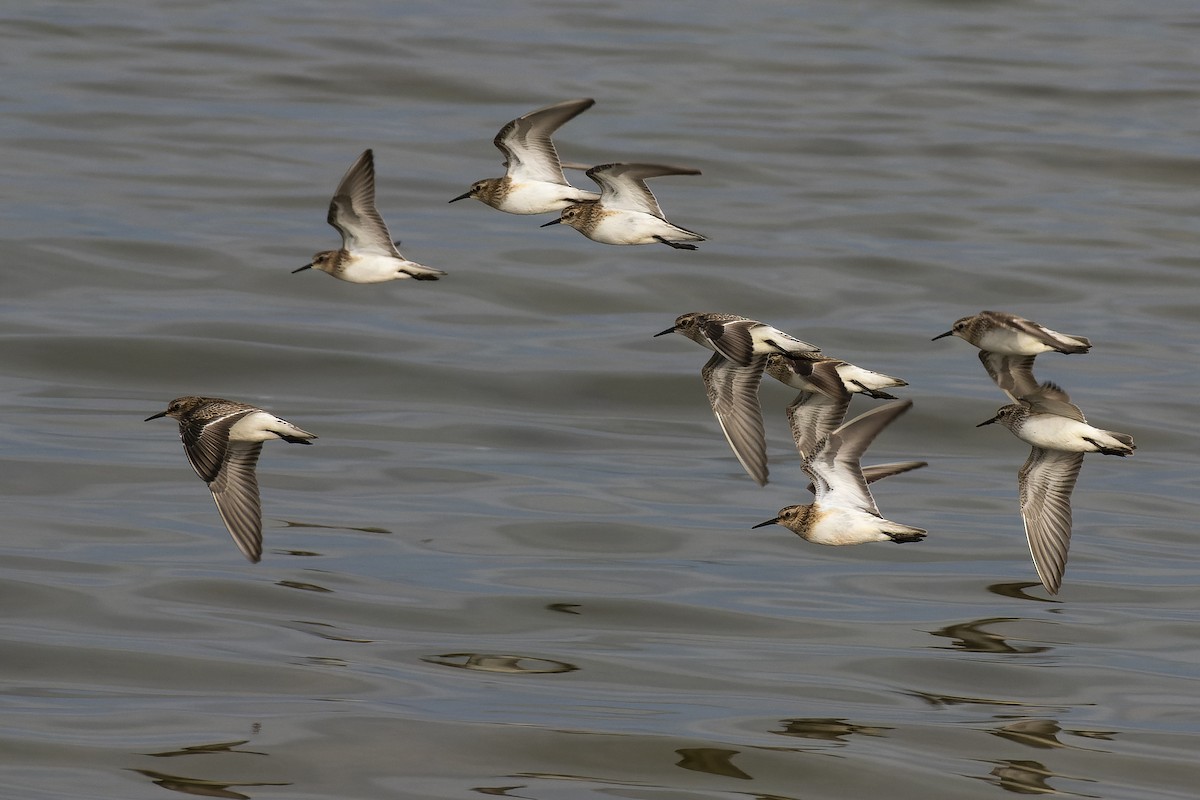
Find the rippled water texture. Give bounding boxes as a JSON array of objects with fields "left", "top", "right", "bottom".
[{"left": 3, "top": 2, "right": 1199, "bottom": 799}]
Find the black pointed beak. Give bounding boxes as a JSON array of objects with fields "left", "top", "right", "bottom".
[
  {"left": 751, "top": 518, "right": 780, "bottom": 529},
  {"left": 145, "top": 410, "right": 169, "bottom": 422},
  {"left": 653, "top": 326, "right": 677, "bottom": 338},
  {"left": 976, "top": 415, "right": 1000, "bottom": 427},
  {"left": 448, "top": 191, "right": 472, "bottom": 203},
  {"left": 539, "top": 218, "right": 562, "bottom": 227},
  {"left": 931, "top": 330, "right": 954, "bottom": 341},
  {"left": 292, "top": 264, "right": 312, "bottom": 274}
]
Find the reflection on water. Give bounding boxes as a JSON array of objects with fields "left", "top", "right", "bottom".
[
  {"left": 144, "top": 740, "right": 266, "bottom": 758},
  {"left": 674, "top": 748, "right": 752, "bottom": 780},
  {"left": 987, "top": 582, "right": 1063, "bottom": 603},
  {"left": 929, "top": 617, "right": 1051, "bottom": 654},
  {"left": 989, "top": 719, "right": 1116, "bottom": 751},
  {"left": 129, "top": 769, "right": 288, "bottom": 800},
  {"left": 421, "top": 653, "right": 578, "bottom": 674},
  {"left": 983, "top": 759, "right": 1099, "bottom": 797},
  {"left": 772, "top": 717, "right": 890, "bottom": 744}
]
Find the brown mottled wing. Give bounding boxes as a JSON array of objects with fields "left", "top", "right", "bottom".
[
  {"left": 701, "top": 352, "right": 768, "bottom": 485},
  {"left": 979, "top": 351, "right": 1039, "bottom": 402},
  {"left": 706, "top": 318, "right": 757, "bottom": 366},
  {"left": 208, "top": 442, "right": 265, "bottom": 563},
  {"left": 327, "top": 149, "right": 398, "bottom": 256},
  {"left": 1018, "top": 447, "right": 1082, "bottom": 594},
  {"left": 178, "top": 408, "right": 256, "bottom": 484}
]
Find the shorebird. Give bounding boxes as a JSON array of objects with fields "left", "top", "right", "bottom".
[
  {"left": 449, "top": 98, "right": 599, "bottom": 214},
  {"left": 656, "top": 313, "right": 821, "bottom": 485},
  {"left": 933, "top": 310, "right": 1090, "bottom": 401},
  {"left": 542, "top": 162, "right": 705, "bottom": 249},
  {"left": 296, "top": 149, "right": 445, "bottom": 283},
  {"left": 146, "top": 396, "right": 317, "bottom": 562},
  {"left": 765, "top": 352, "right": 907, "bottom": 459},
  {"left": 753, "top": 400, "right": 927, "bottom": 545},
  {"left": 977, "top": 381, "right": 1135, "bottom": 594}
]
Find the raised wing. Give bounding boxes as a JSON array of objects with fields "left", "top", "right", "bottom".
[
  {"left": 804, "top": 399, "right": 912, "bottom": 515},
  {"left": 585, "top": 162, "right": 700, "bottom": 218},
  {"left": 327, "top": 149, "right": 399, "bottom": 256},
  {"left": 495, "top": 98, "right": 593, "bottom": 184}
]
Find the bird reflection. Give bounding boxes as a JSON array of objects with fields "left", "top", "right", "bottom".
[
  {"left": 471, "top": 785, "right": 535, "bottom": 798},
  {"left": 674, "top": 747, "right": 751, "bottom": 780},
  {"left": 773, "top": 717, "right": 890, "bottom": 743},
  {"left": 421, "top": 653, "right": 577, "bottom": 674},
  {"left": 276, "top": 580, "right": 332, "bottom": 593},
  {"left": 281, "top": 520, "right": 392, "bottom": 535},
  {"left": 987, "top": 581, "right": 1061, "bottom": 602},
  {"left": 982, "top": 759, "right": 1099, "bottom": 796},
  {"left": 143, "top": 740, "right": 265, "bottom": 758},
  {"left": 990, "top": 719, "right": 1117, "bottom": 751},
  {"left": 546, "top": 602, "right": 581, "bottom": 615},
  {"left": 928, "top": 617, "right": 1050, "bottom": 654},
  {"left": 129, "top": 769, "right": 289, "bottom": 799},
  {"left": 907, "top": 691, "right": 1031, "bottom": 709}
]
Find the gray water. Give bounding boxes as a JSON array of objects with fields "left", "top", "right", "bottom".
[{"left": 3, "top": 2, "right": 1199, "bottom": 798}]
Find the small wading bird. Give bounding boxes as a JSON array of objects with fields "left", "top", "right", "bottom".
[
  {"left": 449, "top": 98, "right": 599, "bottom": 214},
  {"left": 933, "top": 310, "right": 1091, "bottom": 401},
  {"left": 977, "top": 381, "right": 1134, "bottom": 594},
  {"left": 764, "top": 351, "right": 907, "bottom": 460},
  {"left": 753, "top": 400, "right": 927, "bottom": 545},
  {"left": 296, "top": 149, "right": 445, "bottom": 283},
  {"left": 542, "top": 162, "right": 705, "bottom": 249},
  {"left": 655, "top": 313, "right": 822, "bottom": 485},
  {"left": 146, "top": 396, "right": 317, "bottom": 562}
]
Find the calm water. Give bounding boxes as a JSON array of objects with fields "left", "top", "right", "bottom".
[{"left": 3, "top": 2, "right": 1199, "bottom": 798}]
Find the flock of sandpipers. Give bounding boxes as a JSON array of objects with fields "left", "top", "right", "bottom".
[{"left": 146, "top": 99, "right": 1135, "bottom": 596}]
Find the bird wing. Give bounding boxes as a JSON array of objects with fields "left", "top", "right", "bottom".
[
  {"left": 1024, "top": 381, "right": 1087, "bottom": 422},
  {"left": 179, "top": 408, "right": 256, "bottom": 484},
  {"left": 327, "top": 149, "right": 399, "bottom": 256},
  {"left": 208, "top": 441, "right": 265, "bottom": 563},
  {"left": 786, "top": 390, "right": 851, "bottom": 461},
  {"left": 1018, "top": 447, "right": 1083, "bottom": 594},
  {"left": 705, "top": 318, "right": 757, "bottom": 366},
  {"left": 585, "top": 162, "right": 700, "bottom": 218},
  {"left": 701, "top": 352, "right": 768, "bottom": 485},
  {"left": 1002, "top": 313, "right": 1091, "bottom": 354},
  {"left": 494, "top": 98, "right": 593, "bottom": 184},
  {"left": 804, "top": 399, "right": 912, "bottom": 515},
  {"left": 978, "top": 351, "right": 1039, "bottom": 402}
]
